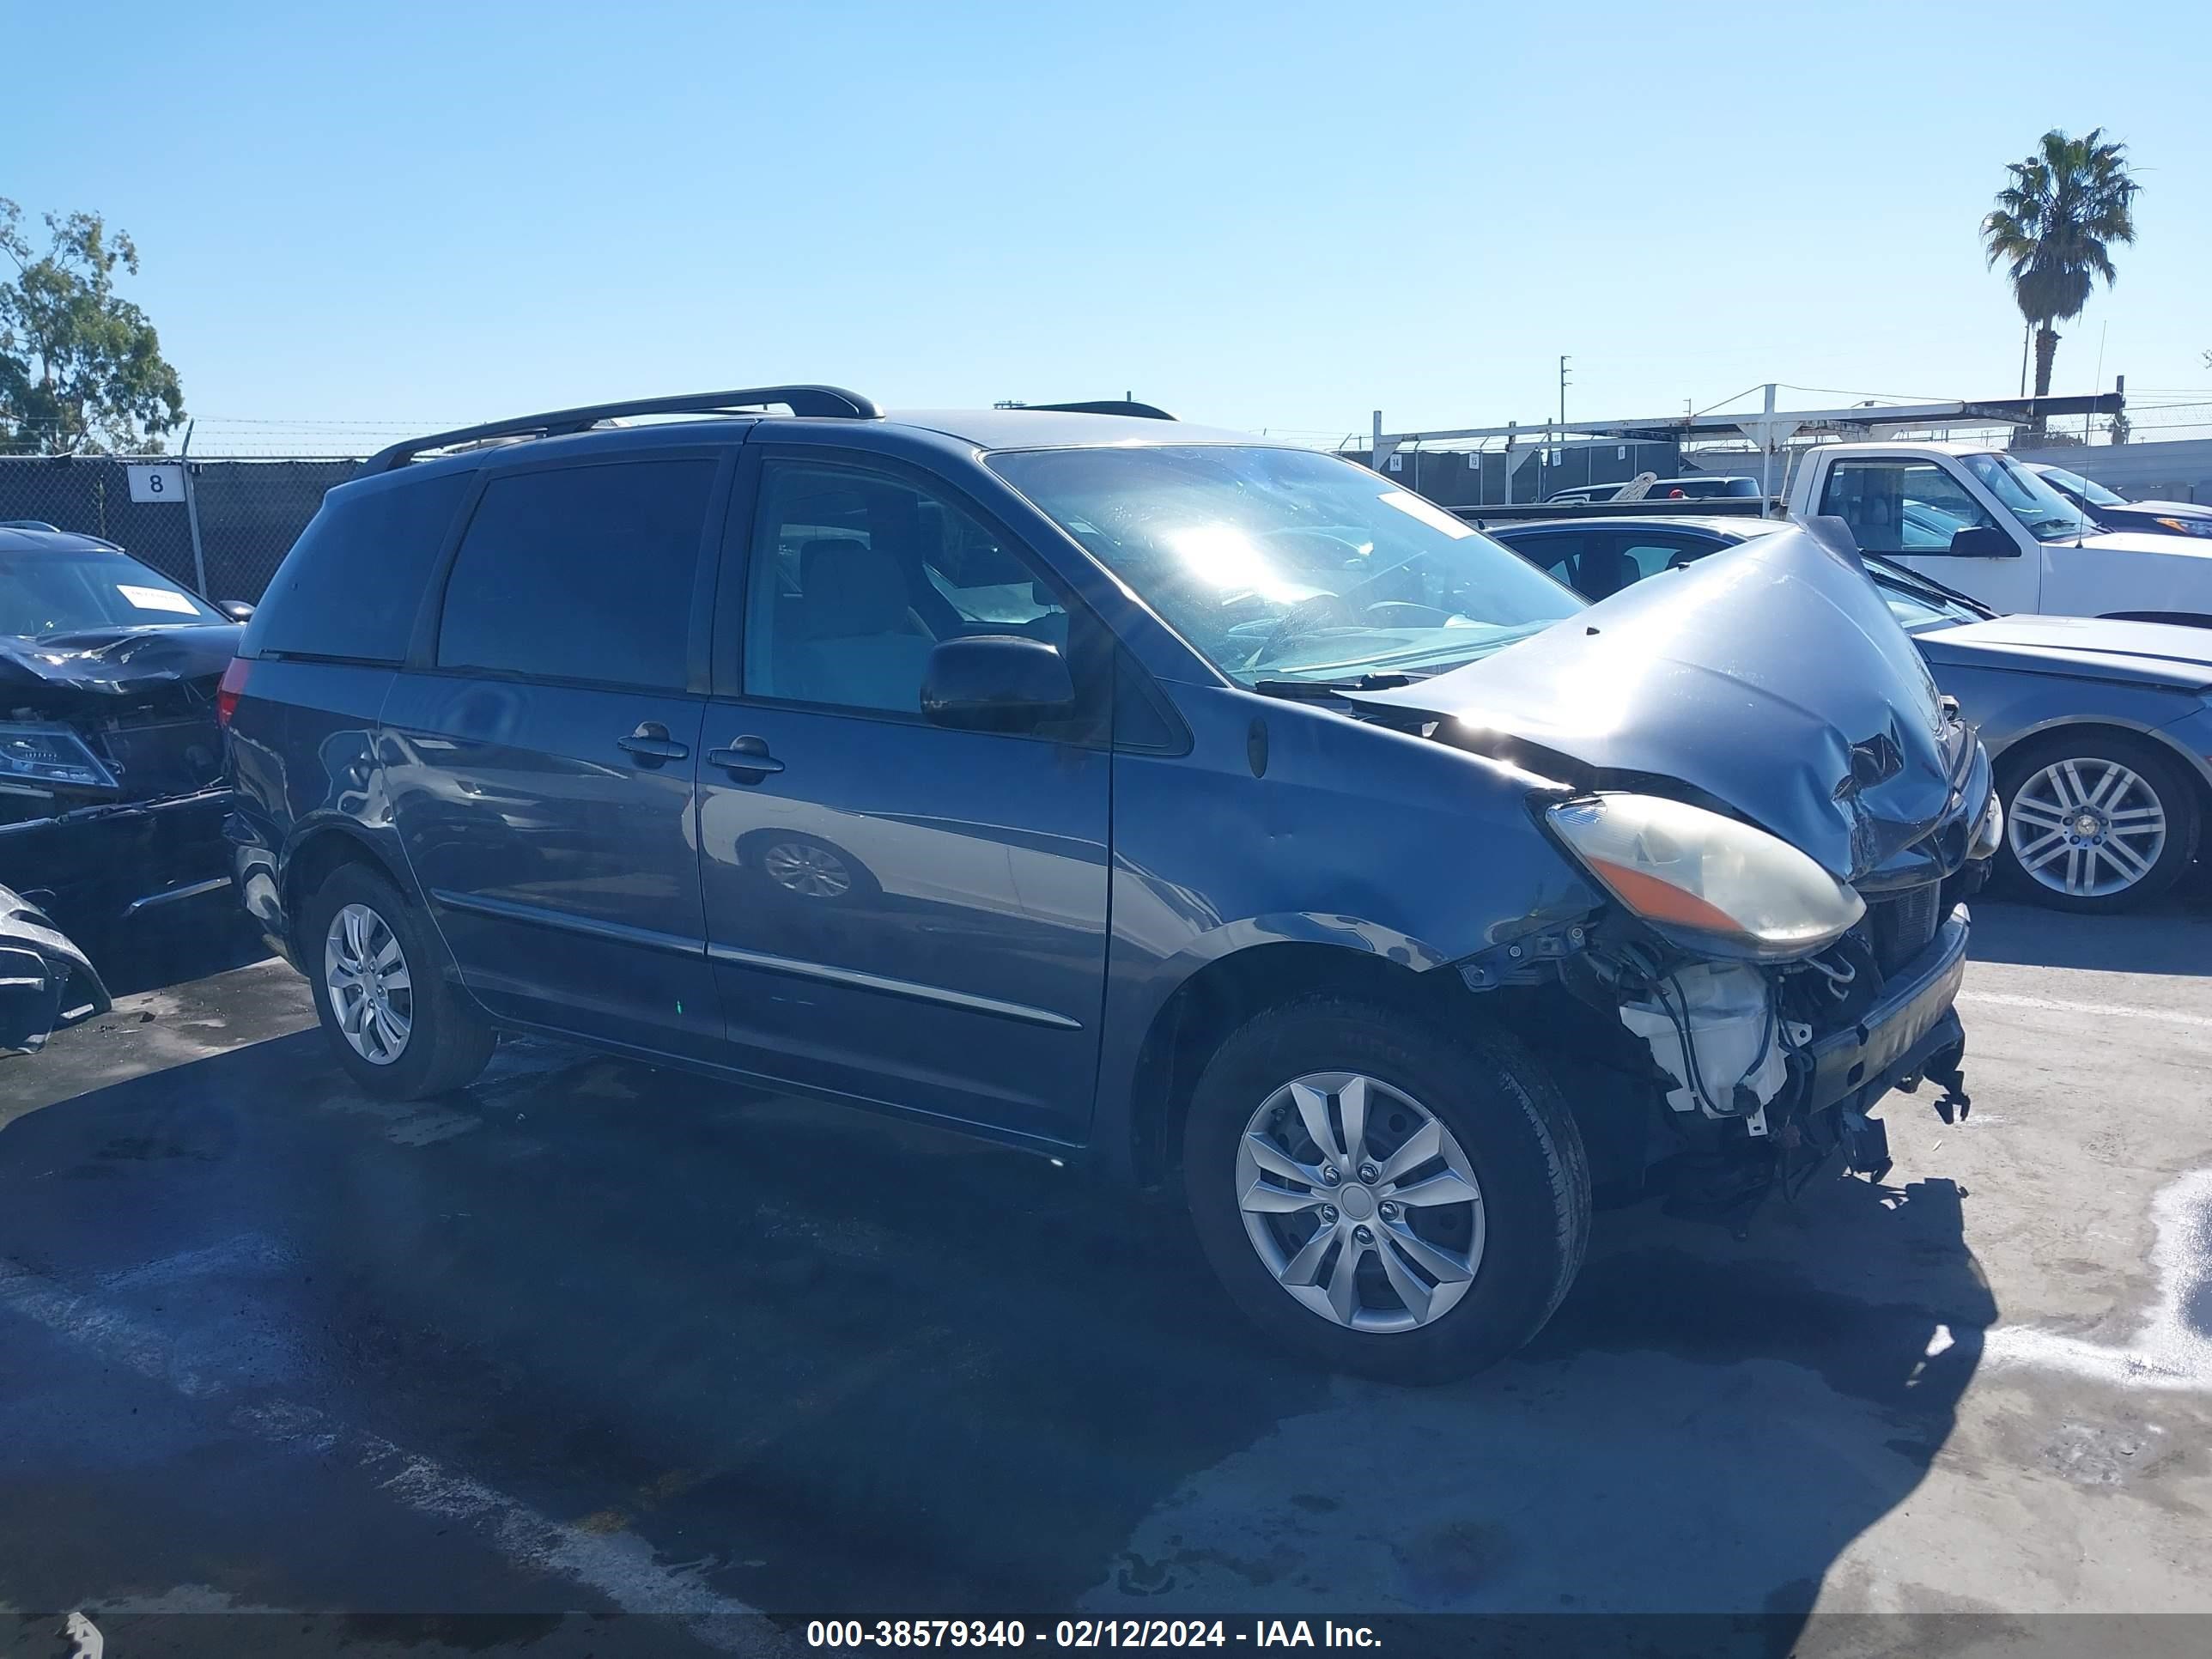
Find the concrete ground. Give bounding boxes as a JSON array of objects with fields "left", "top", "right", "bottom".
[{"left": 1, "top": 890, "right": 2208, "bottom": 1656}]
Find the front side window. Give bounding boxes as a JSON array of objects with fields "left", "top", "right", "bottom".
[
  {"left": 988, "top": 446, "right": 1579, "bottom": 685},
  {"left": 1819, "top": 459, "right": 1998, "bottom": 555},
  {"left": 1961, "top": 453, "right": 2096, "bottom": 542},
  {"left": 438, "top": 459, "right": 715, "bottom": 690},
  {"left": 1, "top": 545, "right": 222, "bottom": 639},
  {"left": 742, "top": 460, "right": 1073, "bottom": 718}
]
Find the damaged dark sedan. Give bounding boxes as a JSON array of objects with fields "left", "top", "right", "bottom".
[
  {"left": 1, "top": 523, "right": 240, "bottom": 927},
  {"left": 224, "top": 394, "right": 1996, "bottom": 1382}
]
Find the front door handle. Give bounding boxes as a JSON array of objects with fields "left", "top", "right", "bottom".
[
  {"left": 617, "top": 721, "right": 690, "bottom": 764},
  {"left": 707, "top": 735, "right": 785, "bottom": 781}
]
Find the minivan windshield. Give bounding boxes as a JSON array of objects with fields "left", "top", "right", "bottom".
[
  {"left": 1960, "top": 453, "right": 2094, "bottom": 543},
  {"left": 0, "top": 544, "right": 224, "bottom": 639},
  {"left": 988, "top": 446, "right": 1581, "bottom": 684}
]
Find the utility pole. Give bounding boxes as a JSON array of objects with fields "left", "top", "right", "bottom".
[{"left": 1559, "top": 356, "right": 1571, "bottom": 429}]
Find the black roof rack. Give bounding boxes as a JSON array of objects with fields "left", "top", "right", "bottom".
[
  {"left": 1016, "top": 400, "right": 1177, "bottom": 421},
  {"left": 361, "top": 385, "right": 882, "bottom": 474}
]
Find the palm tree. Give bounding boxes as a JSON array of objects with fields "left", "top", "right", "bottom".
[{"left": 1982, "top": 129, "right": 2140, "bottom": 418}]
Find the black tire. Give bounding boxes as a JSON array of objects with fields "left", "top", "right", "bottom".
[
  {"left": 300, "top": 861, "right": 495, "bottom": 1099},
  {"left": 1994, "top": 731, "right": 2203, "bottom": 914},
  {"left": 1182, "top": 995, "right": 1589, "bottom": 1383}
]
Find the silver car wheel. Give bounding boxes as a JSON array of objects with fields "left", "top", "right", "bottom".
[
  {"left": 2008, "top": 757, "right": 2168, "bottom": 899},
  {"left": 1235, "top": 1071, "right": 1485, "bottom": 1334},
  {"left": 763, "top": 840, "right": 852, "bottom": 899},
  {"left": 324, "top": 901, "right": 412, "bottom": 1066}
]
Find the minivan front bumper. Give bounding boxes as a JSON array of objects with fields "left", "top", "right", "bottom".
[{"left": 1802, "top": 902, "right": 1969, "bottom": 1116}]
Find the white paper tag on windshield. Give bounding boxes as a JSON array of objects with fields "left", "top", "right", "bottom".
[
  {"left": 1376, "top": 489, "right": 1476, "bottom": 538},
  {"left": 117, "top": 584, "right": 199, "bottom": 615}
]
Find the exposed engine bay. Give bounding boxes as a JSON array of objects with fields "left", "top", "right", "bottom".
[{"left": 1500, "top": 868, "right": 1981, "bottom": 1231}]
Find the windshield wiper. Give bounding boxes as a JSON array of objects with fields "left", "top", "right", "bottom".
[{"left": 1250, "top": 672, "right": 1414, "bottom": 698}]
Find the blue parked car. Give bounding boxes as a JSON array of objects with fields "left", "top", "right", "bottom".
[{"left": 222, "top": 388, "right": 1996, "bottom": 1379}]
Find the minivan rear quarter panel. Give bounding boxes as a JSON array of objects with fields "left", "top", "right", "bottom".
[{"left": 227, "top": 659, "right": 406, "bottom": 927}]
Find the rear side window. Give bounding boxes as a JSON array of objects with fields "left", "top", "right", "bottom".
[
  {"left": 438, "top": 460, "right": 715, "bottom": 690},
  {"left": 1512, "top": 531, "right": 1588, "bottom": 582},
  {"left": 1616, "top": 538, "right": 1702, "bottom": 578},
  {"left": 247, "top": 471, "right": 471, "bottom": 662}
]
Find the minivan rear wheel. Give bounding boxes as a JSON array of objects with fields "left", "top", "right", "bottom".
[
  {"left": 1182, "top": 996, "right": 1589, "bottom": 1382},
  {"left": 301, "top": 862, "right": 495, "bottom": 1099}
]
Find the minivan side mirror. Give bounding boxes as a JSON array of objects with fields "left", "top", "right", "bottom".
[
  {"left": 921, "top": 635, "right": 1076, "bottom": 733},
  {"left": 1948, "top": 526, "right": 2018, "bottom": 559},
  {"left": 215, "top": 599, "right": 257, "bottom": 622}
]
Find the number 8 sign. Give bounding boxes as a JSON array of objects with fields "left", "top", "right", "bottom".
[{"left": 127, "top": 463, "right": 188, "bottom": 503}]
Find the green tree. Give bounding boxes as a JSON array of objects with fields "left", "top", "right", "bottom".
[
  {"left": 1, "top": 198, "right": 186, "bottom": 453},
  {"left": 1981, "top": 129, "right": 2140, "bottom": 421}
]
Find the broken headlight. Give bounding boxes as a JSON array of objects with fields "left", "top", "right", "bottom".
[
  {"left": 1545, "top": 793, "right": 1864, "bottom": 963},
  {"left": 0, "top": 723, "right": 118, "bottom": 793}
]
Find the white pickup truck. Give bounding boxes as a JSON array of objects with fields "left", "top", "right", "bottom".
[{"left": 1784, "top": 441, "right": 2212, "bottom": 627}]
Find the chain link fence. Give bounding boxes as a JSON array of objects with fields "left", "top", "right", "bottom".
[{"left": 0, "top": 454, "right": 356, "bottom": 601}]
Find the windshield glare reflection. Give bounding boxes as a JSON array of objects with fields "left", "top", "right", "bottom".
[
  {"left": 1963, "top": 453, "right": 2094, "bottom": 543},
  {"left": 988, "top": 446, "right": 1582, "bottom": 684}
]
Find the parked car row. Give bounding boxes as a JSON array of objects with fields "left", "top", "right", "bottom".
[
  {"left": 0, "top": 393, "right": 2199, "bottom": 1379},
  {"left": 1780, "top": 441, "right": 2212, "bottom": 625},
  {"left": 2027, "top": 462, "right": 2212, "bottom": 540},
  {"left": 1545, "top": 474, "right": 1762, "bottom": 504}
]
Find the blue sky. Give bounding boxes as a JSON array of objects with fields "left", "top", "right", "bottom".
[{"left": 11, "top": 2, "right": 2210, "bottom": 448}]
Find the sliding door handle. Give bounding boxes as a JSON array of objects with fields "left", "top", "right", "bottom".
[{"left": 707, "top": 736, "right": 785, "bottom": 780}]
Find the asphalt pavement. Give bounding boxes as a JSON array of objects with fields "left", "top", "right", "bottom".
[{"left": 2, "top": 891, "right": 2208, "bottom": 1657}]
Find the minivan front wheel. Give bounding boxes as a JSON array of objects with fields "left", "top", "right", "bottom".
[
  {"left": 1183, "top": 996, "right": 1589, "bottom": 1382},
  {"left": 301, "top": 863, "right": 495, "bottom": 1099}
]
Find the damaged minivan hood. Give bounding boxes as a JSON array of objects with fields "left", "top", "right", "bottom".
[{"left": 1350, "top": 526, "right": 1971, "bottom": 884}]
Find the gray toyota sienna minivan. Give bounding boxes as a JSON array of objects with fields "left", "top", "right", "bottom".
[{"left": 222, "top": 387, "right": 1996, "bottom": 1381}]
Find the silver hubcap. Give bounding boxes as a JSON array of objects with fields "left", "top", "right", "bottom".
[
  {"left": 324, "top": 902, "right": 412, "bottom": 1065},
  {"left": 2008, "top": 758, "right": 2166, "bottom": 898},
  {"left": 1235, "top": 1072, "right": 1485, "bottom": 1334},
  {"left": 763, "top": 841, "right": 851, "bottom": 898}
]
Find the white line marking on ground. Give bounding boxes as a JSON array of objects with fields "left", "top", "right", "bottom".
[
  {"left": 0, "top": 1257, "right": 781, "bottom": 1649},
  {"left": 64, "top": 1612, "right": 103, "bottom": 1659},
  {"left": 1984, "top": 1169, "right": 2212, "bottom": 1393},
  {"left": 1959, "top": 990, "right": 2212, "bottom": 1030}
]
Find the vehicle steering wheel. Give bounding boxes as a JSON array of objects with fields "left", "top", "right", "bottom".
[{"left": 1248, "top": 592, "right": 1362, "bottom": 668}]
